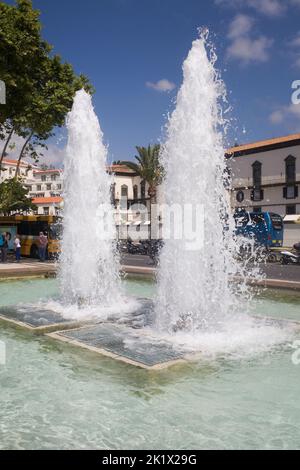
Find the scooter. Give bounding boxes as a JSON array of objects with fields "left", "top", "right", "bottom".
[{"left": 280, "top": 243, "right": 300, "bottom": 265}]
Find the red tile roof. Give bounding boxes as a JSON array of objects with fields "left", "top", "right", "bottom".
[
  {"left": 227, "top": 133, "right": 300, "bottom": 155},
  {"left": 32, "top": 197, "right": 62, "bottom": 204},
  {"left": 107, "top": 164, "right": 135, "bottom": 174},
  {"left": 2, "top": 159, "right": 35, "bottom": 168}
]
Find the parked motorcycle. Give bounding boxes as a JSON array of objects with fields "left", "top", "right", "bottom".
[
  {"left": 280, "top": 242, "right": 300, "bottom": 265},
  {"left": 126, "top": 239, "right": 142, "bottom": 255},
  {"left": 141, "top": 239, "right": 164, "bottom": 264}
]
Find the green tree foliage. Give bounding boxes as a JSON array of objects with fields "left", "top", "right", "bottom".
[
  {"left": 123, "top": 145, "right": 164, "bottom": 202},
  {"left": 0, "top": 0, "right": 93, "bottom": 177},
  {"left": 0, "top": 178, "right": 36, "bottom": 215}
]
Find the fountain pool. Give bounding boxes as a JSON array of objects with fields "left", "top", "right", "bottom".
[{"left": 1, "top": 277, "right": 300, "bottom": 450}]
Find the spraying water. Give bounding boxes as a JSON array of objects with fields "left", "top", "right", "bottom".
[
  {"left": 155, "top": 32, "right": 252, "bottom": 334},
  {"left": 59, "top": 89, "right": 121, "bottom": 307}
]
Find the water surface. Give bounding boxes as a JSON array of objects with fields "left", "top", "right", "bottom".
[{"left": 0, "top": 278, "right": 299, "bottom": 450}]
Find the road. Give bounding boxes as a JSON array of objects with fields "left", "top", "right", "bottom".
[
  {"left": 121, "top": 253, "right": 300, "bottom": 282},
  {"left": 1, "top": 253, "right": 299, "bottom": 283},
  {"left": 262, "top": 263, "right": 300, "bottom": 282}
]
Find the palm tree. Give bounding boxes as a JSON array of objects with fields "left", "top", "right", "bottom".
[{"left": 123, "top": 144, "right": 163, "bottom": 203}]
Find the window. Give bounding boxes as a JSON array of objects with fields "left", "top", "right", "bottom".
[
  {"left": 236, "top": 190, "right": 244, "bottom": 203},
  {"left": 141, "top": 180, "right": 146, "bottom": 200},
  {"left": 284, "top": 155, "right": 297, "bottom": 200},
  {"left": 133, "top": 185, "right": 138, "bottom": 200},
  {"left": 120, "top": 185, "right": 128, "bottom": 210},
  {"left": 251, "top": 188, "right": 264, "bottom": 202},
  {"left": 43, "top": 207, "right": 49, "bottom": 216},
  {"left": 46, "top": 184, "right": 51, "bottom": 190},
  {"left": 251, "top": 161, "right": 263, "bottom": 201},
  {"left": 41, "top": 175, "right": 46, "bottom": 181},
  {"left": 110, "top": 183, "right": 116, "bottom": 205},
  {"left": 27, "top": 185, "right": 32, "bottom": 192},
  {"left": 252, "top": 161, "right": 262, "bottom": 188},
  {"left": 283, "top": 185, "right": 298, "bottom": 199},
  {"left": 270, "top": 213, "right": 283, "bottom": 230},
  {"left": 51, "top": 174, "right": 57, "bottom": 181},
  {"left": 57, "top": 184, "right": 62, "bottom": 190},
  {"left": 18, "top": 221, "right": 48, "bottom": 236},
  {"left": 286, "top": 205, "right": 296, "bottom": 215},
  {"left": 285, "top": 155, "right": 296, "bottom": 184},
  {"left": 37, "top": 185, "right": 41, "bottom": 191},
  {"left": 121, "top": 185, "right": 128, "bottom": 197}
]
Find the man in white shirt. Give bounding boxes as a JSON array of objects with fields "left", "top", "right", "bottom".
[{"left": 14, "top": 235, "right": 21, "bottom": 263}]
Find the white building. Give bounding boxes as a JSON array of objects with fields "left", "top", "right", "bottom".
[
  {"left": 107, "top": 164, "right": 152, "bottom": 238},
  {"left": 26, "top": 168, "right": 63, "bottom": 216},
  {"left": 0, "top": 158, "right": 152, "bottom": 225},
  {"left": 227, "top": 133, "right": 300, "bottom": 217},
  {"left": 0, "top": 159, "right": 63, "bottom": 216},
  {"left": 0, "top": 158, "right": 37, "bottom": 182}
]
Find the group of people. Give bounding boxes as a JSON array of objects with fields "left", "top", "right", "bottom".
[
  {"left": 0, "top": 231, "right": 48, "bottom": 263},
  {"left": 0, "top": 232, "right": 11, "bottom": 263}
]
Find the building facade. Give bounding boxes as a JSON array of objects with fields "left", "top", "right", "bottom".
[
  {"left": 0, "top": 159, "right": 151, "bottom": 222},
  {"left": 227, "top": 133, "right": 300, "bottom": 217},
  {"left": 25, "top": 168, "right": 63, "bottom": 216},
  {"left": 0, "top": 158, "right": 37, "bottom": 182}
]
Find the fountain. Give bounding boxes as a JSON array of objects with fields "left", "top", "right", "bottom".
[
  {"left": 0, "top": 32, "right": 295, "bottom": 367},
  {"left": 155, "top": 31, "right": 247, "bottom": 334},
  {"left": 59, "top": 89, "right": 120, "bottom": 307}
]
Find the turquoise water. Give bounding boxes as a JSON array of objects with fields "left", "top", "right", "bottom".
[{"left": 0, "top": 278, "right": 300, "bottom": 450}]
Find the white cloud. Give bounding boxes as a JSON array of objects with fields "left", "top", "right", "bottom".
[
  {"left": 42, "top": 144, "right": 65, "bottom": 168},
  {"left": 269, "top": 103, "right": 300, "bottom": 125},
  {"left": 290, "top": 32, "right": 300, "bottom": 48},
  {"left": 146, "top": 79, "right": 176, "bottom": 92},
  {"left": 227, "top": 35, "right": 273, "bottom": 63},
  {"left": 289, "top": 32, "right": 300, "bottom": 68},
  {"left": 269, "top": 110, "right": 284, "bottom": 124},
  {"left": 226, "top": 14, "right": 273, "bottom": 64},
  {"left": 215, "top": 0, "right": 286, "bottom": 16},
  {"left": 228, "top": 14, "right": 254, "bottom": 39},
  {"left": 0, "top": 132, "right": 64, "bottom": 168},
  {"left": 247, "top": 0, "right": 285, "bottom": 17}
]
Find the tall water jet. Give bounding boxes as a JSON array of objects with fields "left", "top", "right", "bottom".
[
  {"left": 155, "top": 32, "right": 249, "bottom": 333},
  {"left": 59, "top": 89, "right": 120, "bottom": 307}
]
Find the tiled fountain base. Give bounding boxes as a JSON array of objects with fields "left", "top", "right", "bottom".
[
  {"left": 0, "top": 298, "right": 155, "bottom": 334},
  {"left": 0, "top": 300, "right": 188, "bottom": 369},
  {"left": 48, "top": 323, "right": 188, "bottom": 370},
  {"left": 0, "top": 305, "right": 85, "bottom": 333},
  {"left": 4, "top": 300, "right": 298, "bottom": 370}
]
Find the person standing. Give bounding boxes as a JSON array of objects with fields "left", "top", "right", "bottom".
[
  {"left": 1, "top": 232, "right": 10, "bottom": 263},
  {"left": 38, "top": 231, "right": 48, "bottom": 262},
  {"left": 14, "top": 235, "right": 21, "bottom": 263},
  {"left": 0, "top": 232, "right": 4, "bottom": 262}
]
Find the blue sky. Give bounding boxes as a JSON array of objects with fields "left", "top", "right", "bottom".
[{"left": 4, "top": 0, "right": 300, "bottom": 165}]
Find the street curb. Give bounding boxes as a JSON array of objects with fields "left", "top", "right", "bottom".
[{"left": 0, "top": 262, "right": 299, "bottom": 291}]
